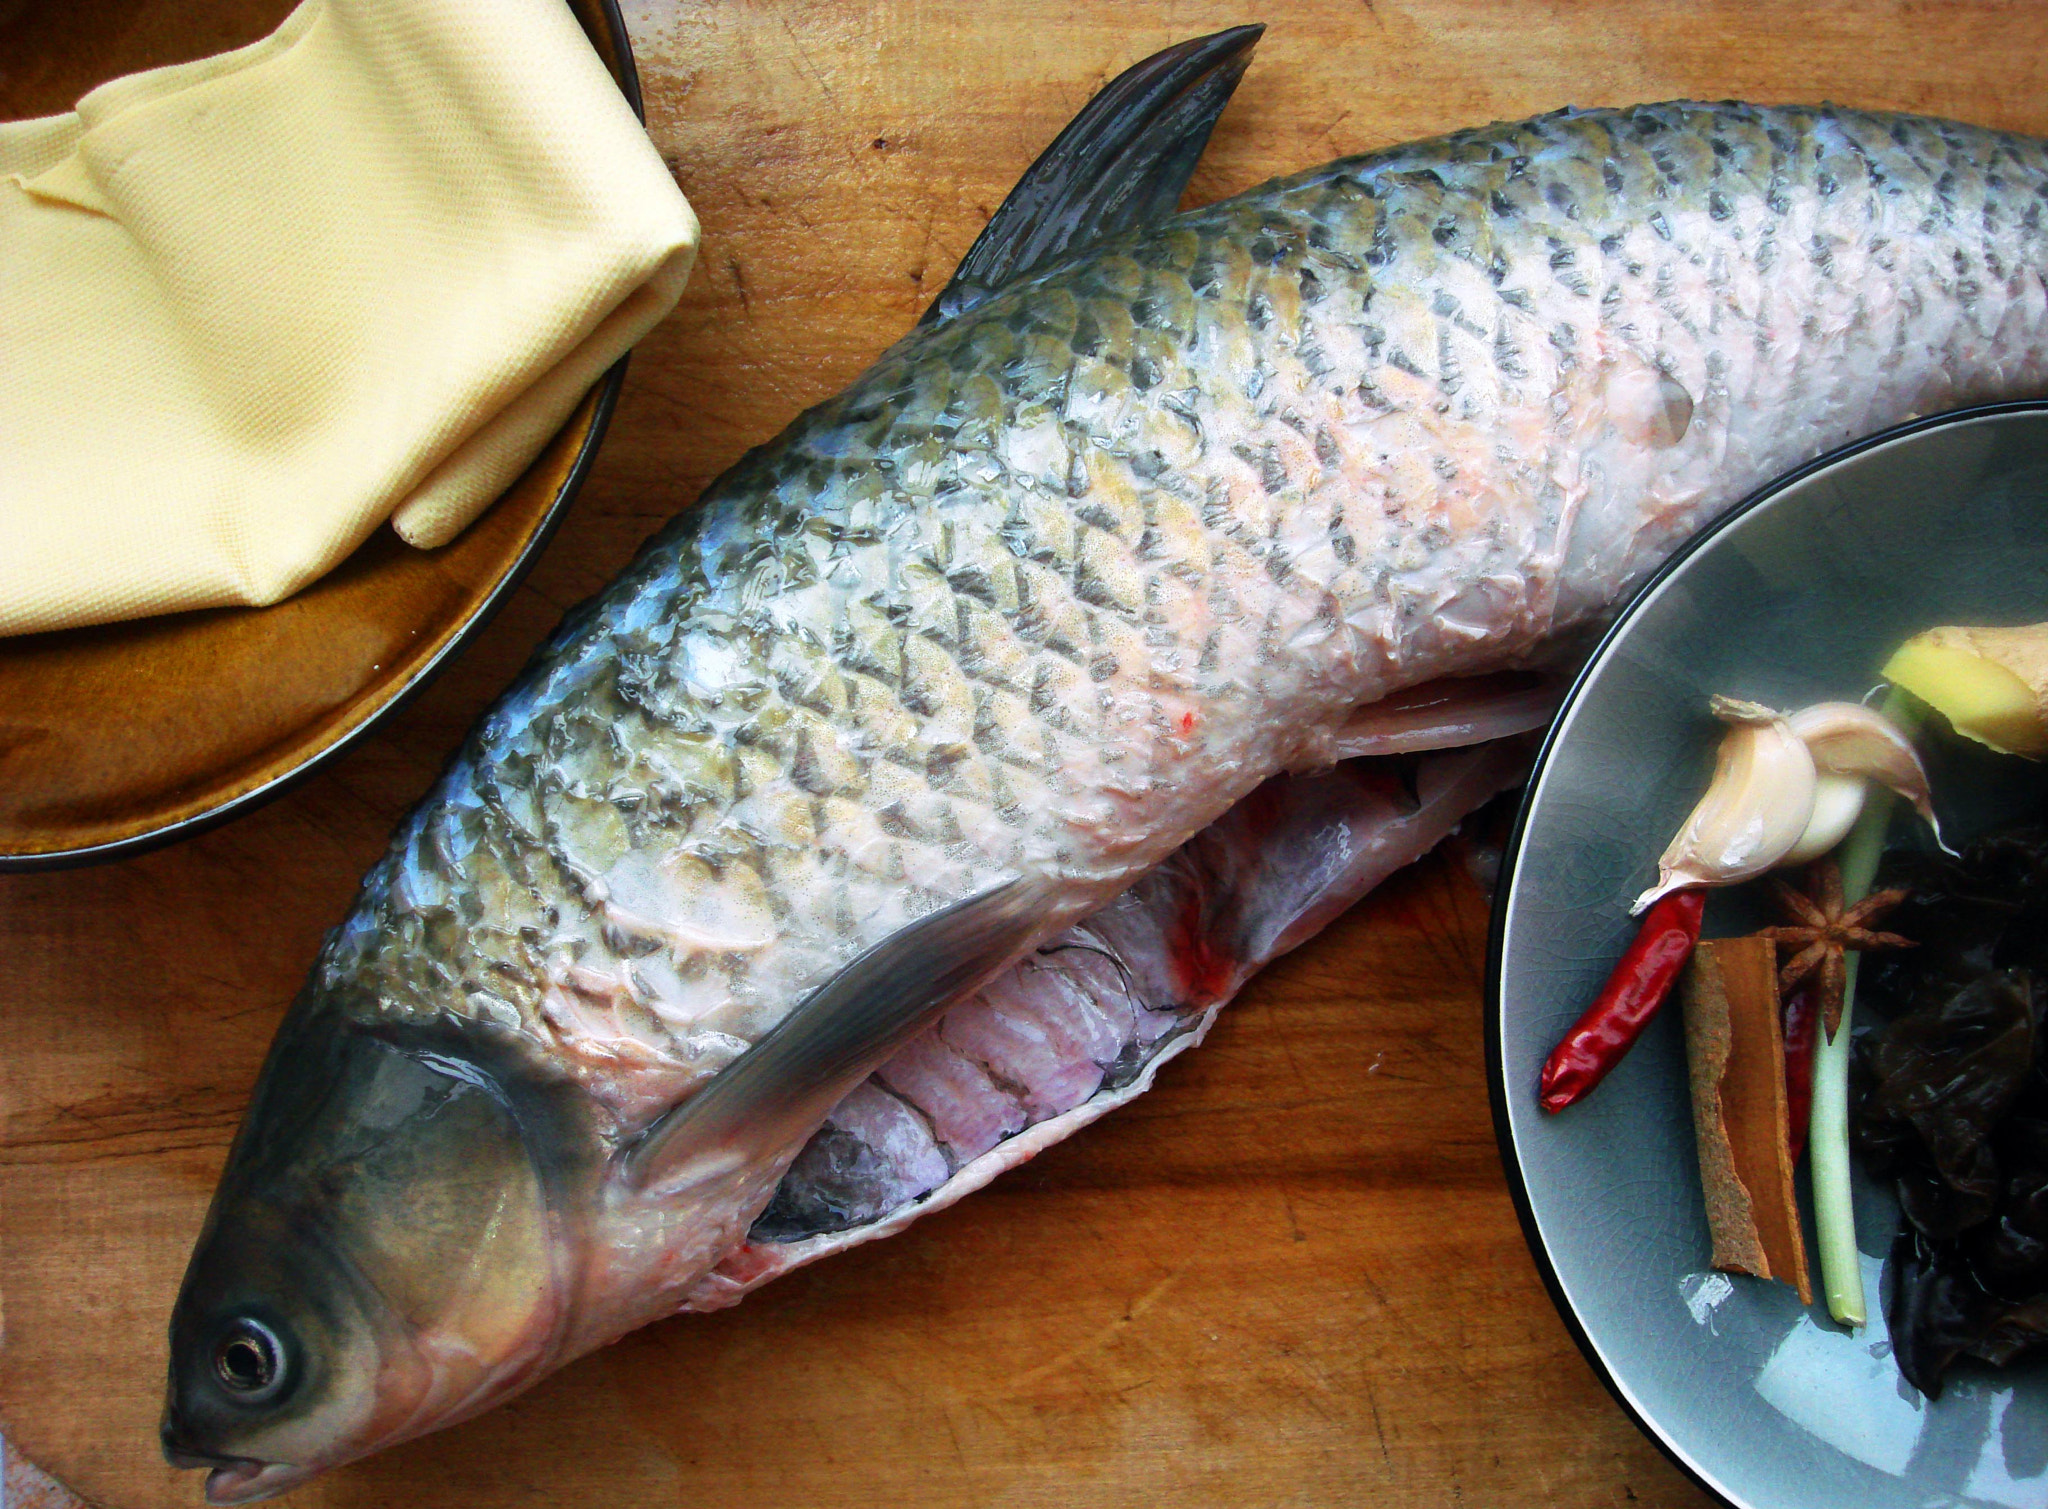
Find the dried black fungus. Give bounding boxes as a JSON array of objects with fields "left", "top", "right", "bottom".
[{"left": 1854, "top": 824, "right": 2048, "bottom": 1395}]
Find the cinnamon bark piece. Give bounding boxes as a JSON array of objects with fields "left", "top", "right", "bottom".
[{"left": 1681, "top": 935, "right": 1813, "bottom": 1303}]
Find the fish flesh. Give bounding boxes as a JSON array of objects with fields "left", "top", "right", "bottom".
[{"left": 162, "top": 24, "right": 2048, "bottom": 1501}]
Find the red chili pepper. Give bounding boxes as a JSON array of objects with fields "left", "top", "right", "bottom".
[
  {"left": 1781, "top": 980, "right": 1819, "bottom": 1162},
  {"left": 1538, "top": 888, "right": 1707, "bottom": 1113}
]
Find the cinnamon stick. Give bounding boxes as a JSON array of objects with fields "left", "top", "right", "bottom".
[{"left": 1681, "top": 935, "right": 1812, "bottom": 1303}]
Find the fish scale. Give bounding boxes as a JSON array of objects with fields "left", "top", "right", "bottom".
[
  {"left": 169, "top": 79, "right": 2048, "bottom": 1501},
  {"left": 334, "top": 104, "right": 2048, "bottom": 1137}
]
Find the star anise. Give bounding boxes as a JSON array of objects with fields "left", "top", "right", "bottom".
[{"left": 1760, "top": 858, "right": 1914, "bottom": 1037}]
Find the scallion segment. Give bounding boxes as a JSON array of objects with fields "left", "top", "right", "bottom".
[{"left": 1807, "top": 692, "right": 1913, "bottom": 1327}]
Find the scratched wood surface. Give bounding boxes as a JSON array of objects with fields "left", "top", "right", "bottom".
[{"left": 7, "top": 1, "right": 2048, "bottom": 1505}]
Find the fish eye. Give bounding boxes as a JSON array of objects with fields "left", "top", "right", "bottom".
[{"left": 211, "top": 1317, "right": 288, "bottom": 1403}]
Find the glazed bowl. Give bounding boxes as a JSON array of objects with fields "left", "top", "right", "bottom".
[
  {"left": 0, "top": 0, "right": 637, "bottom": 871},
  {"left": 1488, "top": 401, "right": 2048, "bottom": 1509}
]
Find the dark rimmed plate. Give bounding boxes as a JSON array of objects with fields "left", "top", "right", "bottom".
[
  {"left": 0, "top": 0, "right": 640, "bottom": 871},
  {"left": 1487, "top": 402, "right": 2048, "bottom": 1509}
]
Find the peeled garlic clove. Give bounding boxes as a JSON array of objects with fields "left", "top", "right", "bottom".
[
  {"left": 1779, "top": 772, "right": 1867, "bottom": 865},
  {"left": 1786, "top": 700, "right": 1949, "bottom": 851},
  {"left": 1633, "top": 700, "right": 1817, "bottom": 914}
]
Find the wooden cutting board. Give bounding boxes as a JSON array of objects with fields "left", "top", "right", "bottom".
[{"left": 7, "top": 1, "right": 2048, "bottom": 1504}]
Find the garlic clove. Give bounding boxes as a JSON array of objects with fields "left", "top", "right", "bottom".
[
  {"left": 1779, "top": 772, "right": 1867, "bottom": 865},
  {"left": 1633, "top": 699, "right": 1817, "bottom": 914},
  {"left": 1785, "top": 700, "right": 1950, "bottom": 852}
]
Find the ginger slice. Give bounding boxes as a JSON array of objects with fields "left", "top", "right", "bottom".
[
  {"left": 1884, "top": 623, "right": 2048, "bottom": 758},
  {"left": 1681, "top": 935, "right": 1813, "bottom": 1303}
]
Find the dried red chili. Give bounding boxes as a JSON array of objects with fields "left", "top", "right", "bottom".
[
  {"left": 1538, "top": 888, "right": 1707, "bottom": 1113},
  {"left": 1781, "top": 980, "right": 1819, "bottom": 1161}
]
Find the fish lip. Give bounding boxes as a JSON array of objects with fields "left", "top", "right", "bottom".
[{"left": 202, "top": 1459, "right": 318, "bottom": 1505}]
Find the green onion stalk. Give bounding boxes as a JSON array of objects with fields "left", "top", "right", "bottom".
[{"left": 1808, "top": 689, "right": 1913, "bottom": 1327}]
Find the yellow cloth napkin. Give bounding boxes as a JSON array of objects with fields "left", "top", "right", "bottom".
[{"left": 0, "top": 0, "right": 697, "bottom": 637}]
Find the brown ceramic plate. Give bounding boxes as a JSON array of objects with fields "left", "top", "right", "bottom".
[{"left": 0, "top": 0, "right": 639, "bottom": 872}]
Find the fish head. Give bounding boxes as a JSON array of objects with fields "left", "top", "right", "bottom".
[{"left": 162, "top": 1001, "right": 583, "bottom": 1503}]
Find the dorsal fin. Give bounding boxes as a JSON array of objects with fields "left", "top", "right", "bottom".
[{"left": 917, "top": 24, "right": 1264, "bottom": 329}]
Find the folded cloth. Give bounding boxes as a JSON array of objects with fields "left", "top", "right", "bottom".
[{"left": 0, "top": 0, "right": 697, "bottom": 637}]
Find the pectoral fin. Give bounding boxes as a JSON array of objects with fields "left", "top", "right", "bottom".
[
  {"left": 622, "top": 879, "right": 1052, "bottom": 1195},
  {"left": 1328, "top": 673, "right": 1564, "bottom": 760},
  {"left": 918, "top": 24, "right": 1263, "bottom": 328}
]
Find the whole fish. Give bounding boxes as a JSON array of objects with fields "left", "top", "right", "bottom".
[{"left": 162, "top": 25, "right": 2048, "bottom": 1501}]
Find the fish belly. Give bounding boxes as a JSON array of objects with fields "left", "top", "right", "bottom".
[{"left": 697, "top": 740, "right": 1528, "bottom": 1307}]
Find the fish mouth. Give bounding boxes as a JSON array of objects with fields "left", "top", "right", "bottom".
[
  {"left": 159, "top": 1398, "right": 360, "bottom": 1508},
  {"left": 162, "top": 1440, "right": 316, "bottom": 1506}
]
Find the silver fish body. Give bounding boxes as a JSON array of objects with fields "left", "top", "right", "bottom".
[{"left": 166, "top": 97, "right": 2048, "bottom": 1499}]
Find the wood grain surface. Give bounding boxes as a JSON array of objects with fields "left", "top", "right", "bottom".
[{"left": 7, "top": 1, "right": 2048, "bottom": 1505}]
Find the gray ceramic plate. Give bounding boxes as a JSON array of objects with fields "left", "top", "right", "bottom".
[{"left": 1487, "top": 401, "right": 2048, "bottom": 1508}]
